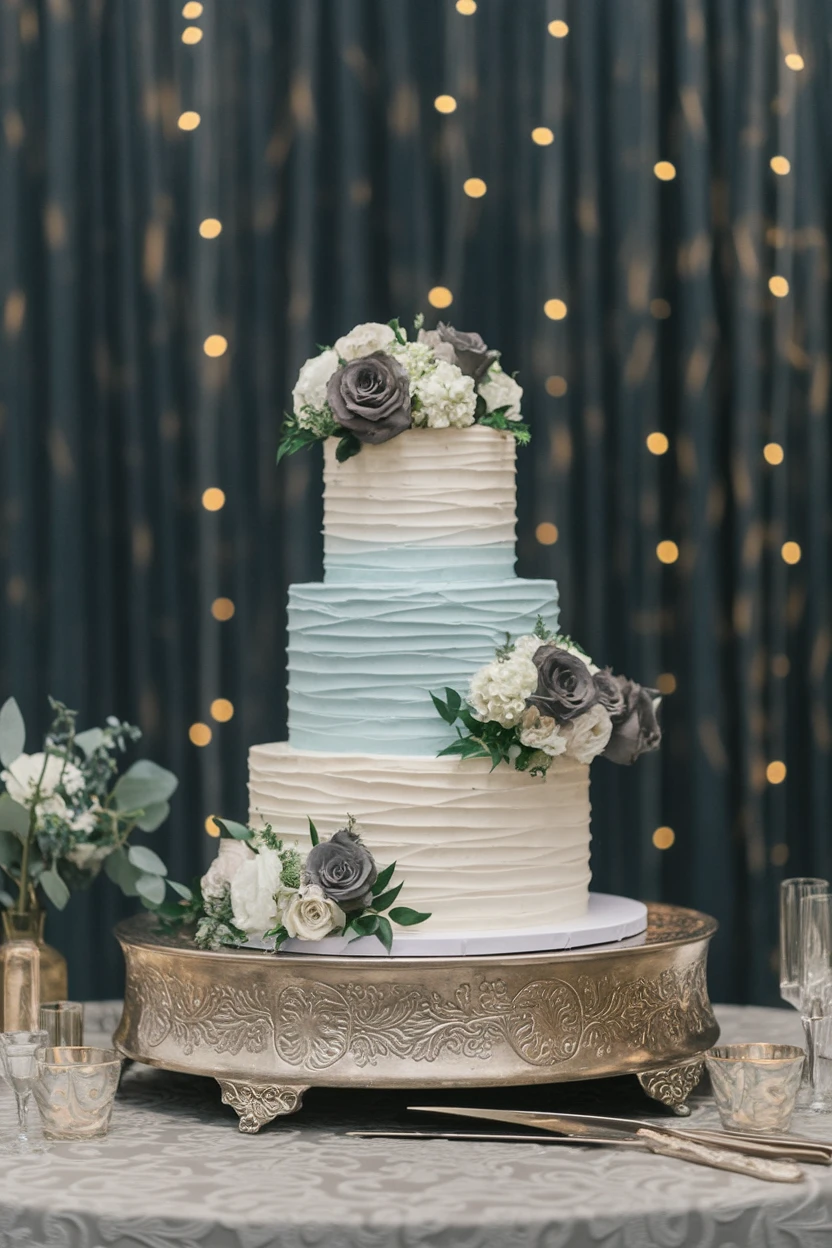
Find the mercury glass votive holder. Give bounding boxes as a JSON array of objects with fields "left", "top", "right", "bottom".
[
  {"left": 705, "top": 1043, "right": 805, "bottom": 1133},
  {"left": 33, "top": 1047, "right": 121, "bottom": 1141}
]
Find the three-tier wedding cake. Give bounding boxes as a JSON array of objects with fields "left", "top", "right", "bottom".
[{"left": 196, "top": 320, "right": 661, "bottom": 954}]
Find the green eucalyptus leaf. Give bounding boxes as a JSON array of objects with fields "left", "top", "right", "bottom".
[
  {"left": 104, "top": 847, "right": 142, "bottom": 897},
  {"left": 128, "top": 845, "right": 168, "bottom": 876},
  {"left": 0, "top": 828, "right": 22, "bottom": 868},
  {"left": 168, "top": 880, "right": 193, "bottom": 901},
  {"left": 113, "top": 760, "right": 178, "bottom": 812},
  {"left": 40, "top": 867, "right": 71, "bottom": 910},
  {"left": 0, "top": 698, "right": 26, "bottom": 768},
  {"left": 0, "top": 795, "right": 30, "bottom": 838},
  {"left": 0, "top": 890, "right": 14, "bottom": 908},
  {"left": 371, "top": 861, "right": 396, "bottom": 896},
  {"left": 74, "top": 727, "right": 105, "bottom": 757},
  {"left": 211, "top": 816, "right": 254, "bottom": 840},
  {"left": 136, "top": 801, "right": 170, "bottom": 833},
  {"left": 375, "top": 915, "right": 394, "bottom": 953},
  {"left": 372, "top": 880, "right": 404, "bottom": 912},
  {"left": 136, "top": 873, "right": 166, "bottom": 905},
  {"left": 389, "top": 906, "right": 432, "bottom": 926}
]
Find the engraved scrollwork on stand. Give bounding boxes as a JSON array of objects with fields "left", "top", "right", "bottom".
[{"left": 217, "top": 1080, "right": 308, "bottom": 1133}]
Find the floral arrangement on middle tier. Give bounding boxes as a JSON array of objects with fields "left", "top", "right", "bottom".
[
  {"left": 431, "top": 619, "right": 661, "bottom": 777},
  {"left": 278, "top": 316, "right": 529, "bottom": 463},
  {"left": 178, "top": 816, "right": 430, "bottom": 953}
]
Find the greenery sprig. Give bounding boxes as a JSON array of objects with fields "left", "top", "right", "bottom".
[{"left": 431, "top": 687, "right": 551, "bottom": 777}]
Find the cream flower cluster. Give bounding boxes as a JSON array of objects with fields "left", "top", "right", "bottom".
[
  {"left": 467, "top": 634, "right": 610, "bottom": 763},
  {"left": 1, "top": 752, "right": 86, "bottom": 827},
  {"left": 291, "top": 320, "right": 517, "bottom": 435}
]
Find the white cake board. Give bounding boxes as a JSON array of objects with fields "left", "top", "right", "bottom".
[{"left": 245, "top": 893, "right": 647, "bottom": 958}]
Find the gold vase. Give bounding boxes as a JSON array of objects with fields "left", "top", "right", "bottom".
[{"left": 0, "top": 909, "right": 68, "bottom": 1027}]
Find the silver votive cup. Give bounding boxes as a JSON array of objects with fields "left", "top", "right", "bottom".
[
  {"left": 33, "top": 1046, "right": 121, "bottom": 1141},
  {"left": 705, "top": 1043, "right": 805, "bottom": 1133},
  {"left": 39, "top": 1002, "right": 84, "bottom": 1047}
]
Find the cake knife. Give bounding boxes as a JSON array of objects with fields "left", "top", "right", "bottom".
[
  {"left": 409, "top": 1106, "right": 832, "bottom": 1163},
  {"left": 407, "top": 1107, "right": 805, "bottom": 1182}
]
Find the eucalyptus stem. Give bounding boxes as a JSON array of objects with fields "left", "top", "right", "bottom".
[{"left": 15, "top": 750, "right": 52, "bottom": 915}]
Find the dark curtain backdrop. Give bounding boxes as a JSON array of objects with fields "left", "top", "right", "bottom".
[{"left": 0, "top": 0, "right": 830, "bottom": 1004}]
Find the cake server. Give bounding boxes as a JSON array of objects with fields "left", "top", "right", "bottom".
[
  {"left": 409, "top": 1106, "right": 832, "bottom": 1164},
  {"left": 408, "top": 1107, "right": 805, "bottom": 1181}
]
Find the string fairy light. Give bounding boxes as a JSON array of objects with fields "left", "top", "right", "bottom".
[
  {"left": 763, "top": 442, "right": 784, "bottom": 465},
  {"left": 434, "top": 95, "right": 457, "bottom": 114},
  {"left": 547, "top": 20, "right": 568, "bottom": 37},
  {"left": 463, "top": 178, "right": 487, "bottom": 198},
  {"left": 531, "top": 127, "right": 554, "bottom": 146},
  {"left": 535, "top": 522, "right": 559, "bottom": 545},
  {"left": 781, "top": 541, "right": 801, "bottom": 565},
  {"left": 201, "top": 487, "right": 225, "bottom": 511},
  {"left": 652, "top": 826, "right": 675, "bottom": 850},
  {"left": 203, "top": 333, "right": 228, "bottom": 356},
  {"left": 543, "top": 298, "right": 567, "bottom": 320},
  {"left": 189, "top": 722, "right": 212, "bottom": 747},
  {"left": 428, "top": 286, "right": 453, "bottom": 308},
  {"left": 646, "top": 432, "right": 669, "bottom": 455},
  {"left": 210, "top": 698, "right": 234, "bottom": 723},
  {"left": 177, "top": 111, "right": 201, "bottom": 131},
  {"left": 199, "top": 218, "right": 222, "bottom": 238},
  {"left": 204, "top": 815, "right": 220, "bottom": 836},
  {"left": 211, "top": 597, "right": 235, "bottom": 621},
  {"left": 656, "top": 540, "right": 679, "bottom": 564},
  {"left": 182, "top": 26, "right": 203, "bottom": 44},
  {"left": 545, "top": 375, "right": 567, "bottom": 397},
  {"left": 653, "top": 161, "right": 676, "bottom": 182},
  {"left": 766, "top": 760, "right": 787, "bottom": 784}
]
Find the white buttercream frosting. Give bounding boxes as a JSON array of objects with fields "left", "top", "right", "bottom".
[
  {"left": 323, "top": 426, "right": 517, "bottom": 560},
  {"left": 248, "top": 744, "right": 591, "bottom": 933}
]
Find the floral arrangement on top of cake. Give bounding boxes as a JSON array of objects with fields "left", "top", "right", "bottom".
[
  {"left": 431, "top": 619, "right": 661, "bottom": 778},
  {"left": 176, "top": 815, "right": 430, "bottom": 953},
  {"left": 278, "top": 316, "right": 530, "bottom": 464}
]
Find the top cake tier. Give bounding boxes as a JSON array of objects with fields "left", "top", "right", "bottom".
[{"left": 323, "top": 426, "right": 517, "bottom": 584}]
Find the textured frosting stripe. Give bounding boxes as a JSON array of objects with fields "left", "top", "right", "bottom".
[
  {"left": 287, "top": 578, "right": 560, "bottom": 755},
  {"left": 248, "top": 744, "right": 591, "bottom": 932},
  {"left": 322, "top": 428, "right": 517, "bottom": 572},
  {"left": 325, "top": 544, "right": 516, "bottom": 585}
]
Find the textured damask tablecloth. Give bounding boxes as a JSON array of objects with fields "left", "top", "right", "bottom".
[{"left": 0, "top": 1002, "right": 830, "bottom": 1248}]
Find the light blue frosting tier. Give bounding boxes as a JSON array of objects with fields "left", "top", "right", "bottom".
[
  {"left": 287, "top": 578, "right": 560, "bottom": 755},
  {"left": 324, "top": 543, "right": 516, "bottom": 585}
]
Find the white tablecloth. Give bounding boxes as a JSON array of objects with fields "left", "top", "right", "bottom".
[{"left": 0, "top": 1002, "right": 830, "bottom": 1247}]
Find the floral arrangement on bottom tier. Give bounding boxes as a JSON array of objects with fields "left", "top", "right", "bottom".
[
  {"left": 431, "top": 618, "right": 662, "bottom": 776},
  {"left": 175, "top": 816, "right": 430, "bottom": 953}
]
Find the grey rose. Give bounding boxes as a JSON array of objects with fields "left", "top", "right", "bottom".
[
  {"left": 326, "top": 351, "right": 412, "bottom": 445},
  {"left": 526, "top": 645, "right": 597, "bottom": 723},
  {"left": 435, "top": 322, "right": 500, "bottom": 382},
  {"left": 593, "top": 669, "right": 633, "bottom": 724},
  {"left": 603, "top": 684, "right": 662, "bottom": 765},
  {"left": 303, "top": 827, "right": 378, "bottom": 913},
  {"left": 417, "top": 328, "right": 457, "bottom": 365}
]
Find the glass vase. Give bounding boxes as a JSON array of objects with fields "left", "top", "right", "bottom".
[{"left": 0, "top": 911, "right": 68, "bottom": 1028}]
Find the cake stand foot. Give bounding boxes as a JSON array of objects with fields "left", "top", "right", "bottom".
[
  {"left": 217, "top": 1079, "right": 309, "bottom": 1133},
  {"left": 637, "top": 1059, "right": 705, "bottom": 1117}
]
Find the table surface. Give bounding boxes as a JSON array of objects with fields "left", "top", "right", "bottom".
[{"left": 1, "top": 1003, "right": 831, "bottom": 1248}]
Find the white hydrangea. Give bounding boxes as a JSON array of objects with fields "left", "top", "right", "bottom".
[
  {"left": 334, "top": 321, "right": 398, "bottom": 361},
  {"left": 561, "top": 703, "right": 613, "bottom": 764},
  {"left": 229, "top": 845, "right": 284, "bottom": 937},
  {"left": 469, "top": 648, "right": 540, "bottom": 728},
  {"left": 389, "top": 340, "right": 437, "bottom": 385},
  {"left": 292, "top": 349, "right": 339, "bottom": 424},
  {"left": 201, "top": 838, "right": 255, "bottom": 905},
  {"left": 412, "top": 359, "right": 477, "bottom": 429},
  {"left": 478, "top": 363, "right": 523, "bottom": 422}
]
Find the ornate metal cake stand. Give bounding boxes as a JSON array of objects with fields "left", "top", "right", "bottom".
[{"left": 114, "top": 904, "right": 719, "bottom": 1133}]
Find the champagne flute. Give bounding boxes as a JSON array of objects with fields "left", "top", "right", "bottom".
[
  {"left": 799, "top": 893, "right": 832, "bottom": 1111},
  {"left": 780, "top": 878, "right": 830, "bottom": 1007},
  {"left": 0, "top": 1030, "right": 48, "bottom": 1153}
]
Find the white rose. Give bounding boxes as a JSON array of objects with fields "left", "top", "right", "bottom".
[
  {"left": 281, "top": 884, "right": 346, "bottom": 942},
  {"left": 229, "top": 846, "right": 284, "bottom": 937},
  {"left": 468, "top": 649, "right": 540, "bottom": 728},
  {"left": 201, "top": 837, "right": 256, "bottom": 905},
  {"left": 561, "top": 703, "right": 613, "bottom": 764},
  {"left": 1, "top": 752, "right": 82, "bottom": 822},
  {"left": 66, "top": 842, "right": 111, "bottom": 869},
  {"left": 334, "top": 321, "right": 397, "bottom": 361},
  {"left": 518, "top": 708, "right": 567, "bottom": 757},
  {"left": 478, "top": 364, "right": 523, "bottom": 421},
  {"left": 412, "top": 359, "right": 476, "bottom": 429},
  {"left": 292, "top": 349, "right": 339, "bottom": 421}
]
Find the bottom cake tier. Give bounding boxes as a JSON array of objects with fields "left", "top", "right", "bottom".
[{"left": 248, "top": 743, "right": 591, "bottom": 934}]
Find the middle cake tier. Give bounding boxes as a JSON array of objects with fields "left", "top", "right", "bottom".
[{"left": 287, "top": 577, "right": 559, "bottom": 755}]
